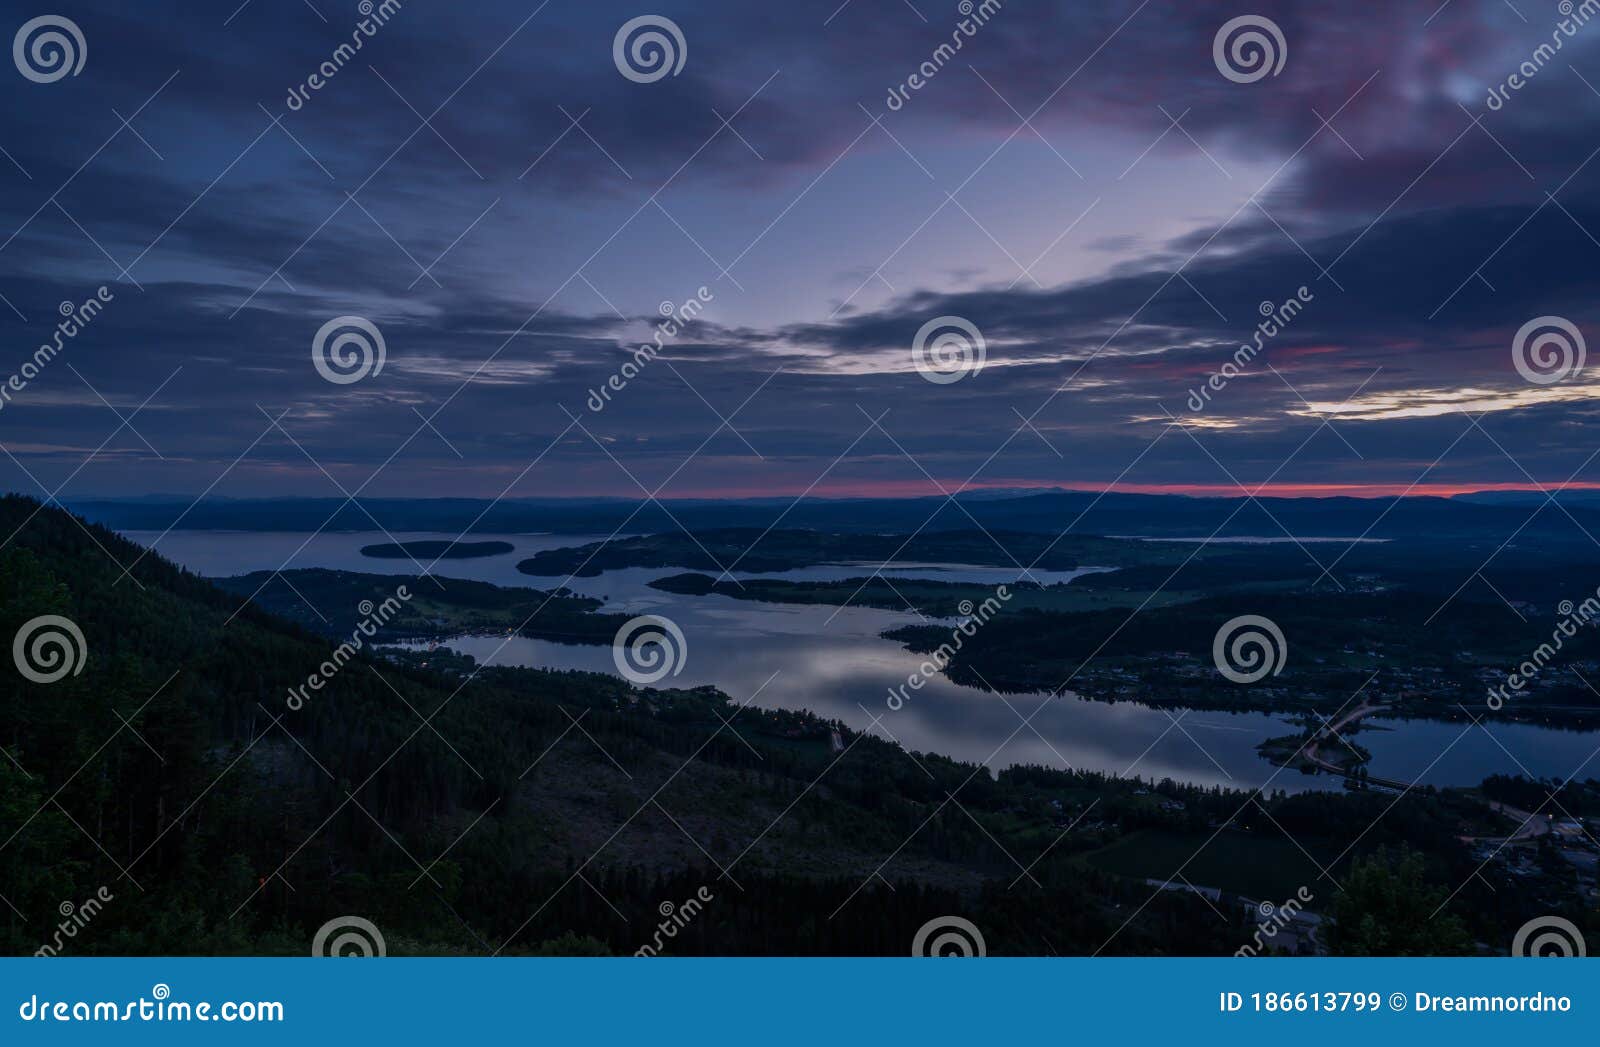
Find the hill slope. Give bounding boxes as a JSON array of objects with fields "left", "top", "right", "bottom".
[{"left": 0, "top": 495, "right": 1522, "bottom": 955}]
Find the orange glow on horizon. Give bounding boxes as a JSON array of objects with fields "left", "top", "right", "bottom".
[{"left": 658, "top": 479, "right": 1600, "bottom": 500}]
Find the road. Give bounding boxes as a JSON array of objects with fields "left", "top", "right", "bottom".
[
  {"left": 1459, "top": 801, "right": 1555, "bottom": 845},
  {"left": 1300, "top": 700, "right": 1408, "bottom": 791}
]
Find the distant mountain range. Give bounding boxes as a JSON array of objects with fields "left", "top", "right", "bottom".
[{"left": 57, "top": 489, "right": 1600, "bottom": 546}]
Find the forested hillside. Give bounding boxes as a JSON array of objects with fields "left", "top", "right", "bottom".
[{"left": 0, "top": 495, "right": 1553, "bottom": 955}]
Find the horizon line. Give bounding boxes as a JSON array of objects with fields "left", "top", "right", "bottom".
[{"left": 44, "top": 480, "right": 1600, "bottom": 502}]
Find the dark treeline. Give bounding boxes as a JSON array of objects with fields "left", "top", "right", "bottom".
[{"left": 886, "top": 587, "right": 1600, "bottom": 726}]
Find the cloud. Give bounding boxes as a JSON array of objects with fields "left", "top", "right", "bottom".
[{"left": 3, "top": 0, "right": 1600, "bottom": 498}]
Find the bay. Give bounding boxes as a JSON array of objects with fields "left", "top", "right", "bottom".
[{"left": 123, "top": 529, "right": 1600, "bottom": 794}]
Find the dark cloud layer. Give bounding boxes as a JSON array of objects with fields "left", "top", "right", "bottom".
[{"left": 1, "top": 0, "right": 1598, "bottom": 501}]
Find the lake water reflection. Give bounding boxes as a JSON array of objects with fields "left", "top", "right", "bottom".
[{"left": 123, "top": 529, "right": 1600, "bottom": 794}]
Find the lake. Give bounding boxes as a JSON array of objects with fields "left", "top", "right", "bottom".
[{"left": 123, "top": 528, "right": 1600, "bottom": 794}]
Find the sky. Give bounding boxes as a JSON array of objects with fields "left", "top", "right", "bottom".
[{"left": 2, "top": 0, "right": 1600, "bottom": 501}]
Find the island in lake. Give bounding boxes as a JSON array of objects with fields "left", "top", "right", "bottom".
[
  {"left": 216, "top": 567, "right": 632, "bottom": 645},
  {"left": 361, "top": 539, "right": 515, "bottom": 560},
  {"left": 515, "top": 528, "right": 1099, "bottom": 577}
]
